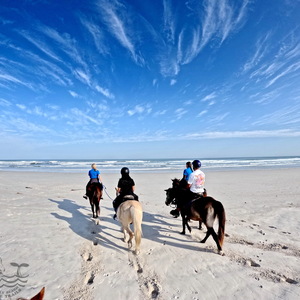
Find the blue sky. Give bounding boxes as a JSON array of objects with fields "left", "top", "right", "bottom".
[{"left": 0, "top": 0, "right": 300, "bottom": 159}]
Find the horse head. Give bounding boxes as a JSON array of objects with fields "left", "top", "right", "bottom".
[{"left": 164, "top": 187, "right": 177, "bottom": 206}]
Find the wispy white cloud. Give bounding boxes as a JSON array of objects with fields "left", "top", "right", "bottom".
[
  {"left": 201, "top": 92, "right": 217, "bottom": 102},
  {"left": 266, "top": 60, "right": 300, "bottom": 88},
  {"left": 78, "top": 15, "right": 108, "bottom": 55},
  {"left": 243, "top": 31, "right": 300, "bottom": 89},
  {"left": 69, "top": 108, "right": 103, "bottom": 126},
  {"left": 38, "top": 25, "right": 88, "bottom": 69},
  {"left": 208, "top": 112, "right": 230, "bottom": 123},
  {"left": 95, "top": 85, "right": 115, "bottom": 99},
  {"left": 17, "top": 30, "right": 63, "bottom": 63},
  {"left": 197, "top": 110, "right": 208, "bottom": 117},
  {"left": 0, "top": 98, "right": 11, "bottom": 107},
  {"left": 252, "top": 104, "right": 300, "bottom": 126},
  {"left": 73, "top": 69, "right": 92, "bottom": 86},
  {"left": 0, "top": 72, "right": 34, "bottom": 90},
  {"left": 163, "top": 0, "right": 176, "bottom": 43},
  {"left": 185, "top": 129, "right": 300, "bottom": 139},
  {"left": 69, "top": 90, "right": 80, "bottom": 98},
  {"left": 242, "top": 32, "right": 271, "bottom": 73},
  {"left": 97, "top": 0, "right": 144, "bottom": 65},
  {"left": 154, "top": 110, "right": 167, "bottom": 117},
  {"left": 160, "top": 0, "right": 250, "bottom": 76},
  {"left": 127, "top": 104, "right": 152, "bottom": 116},
  {"left": 170, "top": 79, "right": 177, "bottom": 86},
  {"left": 174, "top": 108, "right": 187, "bottom": 120},
  {"left": 181, "top": 0, "right": 250, "bottom": 65}
]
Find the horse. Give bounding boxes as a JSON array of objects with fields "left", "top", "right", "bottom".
[
  {"left": 165, "top": 179, "right": 226, "bottom": 255},
  {"left": 87, "top": 182, "right": 103, "bottom": 218},
  {"left": 17, "top": 287, "right": 45, "bottom": 300},
  {"left": 117, "top": 197, "right": 143, "bottom": 254}
]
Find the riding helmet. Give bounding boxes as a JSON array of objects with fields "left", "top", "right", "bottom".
[
  {"left": 192, "top": 160, "right": 201, "bottom": 169},
  {"left": 121, "top": 167, "right": 130, "bottom": 175}
]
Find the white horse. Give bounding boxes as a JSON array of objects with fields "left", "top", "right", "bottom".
[{"left": 117, "top": 199, "right": 143, "bottom": 254}]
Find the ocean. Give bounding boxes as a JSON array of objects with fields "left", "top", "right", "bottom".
[{"left": 0, "top": 157, "right": 299, "bottom": 173}]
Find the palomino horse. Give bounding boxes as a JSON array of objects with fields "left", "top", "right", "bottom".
[
  {"left": 17, "top": 287, "right": 45, "bottom": 300},
  {"left": 117, "top": 198, "right": 143, "bottom": 254},
  {"left": 87, "top": 182, "right": 103, "bottom": 218},
  {"left": 165, "top": 179, "right": 226, "bottom": 255}
]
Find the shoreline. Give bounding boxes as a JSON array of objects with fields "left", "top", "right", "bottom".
[{"left": 1, "top": 168, "right": 299, "bottom": 299}]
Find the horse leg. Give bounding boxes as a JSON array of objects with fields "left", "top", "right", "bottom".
[
  {"left": 120, "top": 225, "right": 127, "bottom": 242},
  {"left": 198, "top": 221, "right": 202, "bottom": 230},
  {"left": 210, "top": 227, "right": 223, "bottom": 253},
  {"left": 186, "top": 220, "right": 192, "bottom": 233},
  {"left": 180, "top": 213, "right": 186, "bottom": 235},
  {"left": 200, "top": 227, "right": 212, "bottom": 244},
  {"left": 125, "top": 226, "right": 134, "bottom": 249},
  {"left": 90, "top": 202, "right": 96, "bottom": 218},
  {"left": 96, "top": 201, "right": 100, "bottom": 218}
]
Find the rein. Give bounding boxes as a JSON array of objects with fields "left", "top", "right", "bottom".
[{"left": 103, "top": 184, "right": 114, "bottom": 201}]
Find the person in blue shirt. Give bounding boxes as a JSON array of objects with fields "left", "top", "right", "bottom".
[
  {"left": 83, "top": 163, "right": 103, "bottom": 199},
  {"left": 183, "top": 161, "right": 193, "bottom": 181}
]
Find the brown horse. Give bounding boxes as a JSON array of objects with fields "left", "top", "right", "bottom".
[
  {"left": 17, "top": 287, "right": 45, "bottom": 300},
  {"left": 87, "top": 182, "right": 103, "bottom": 218},
  {"left": 165, "top": 179, "right": 226, "bottom": 255}
]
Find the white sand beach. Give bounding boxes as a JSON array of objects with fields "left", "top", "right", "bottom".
[{"left": 0, "top": 168, "right": 299, "bottom": 300}]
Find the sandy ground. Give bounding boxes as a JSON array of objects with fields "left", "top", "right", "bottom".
[{"left": 0, "top": 168, "right": 299, "bottom": 300}]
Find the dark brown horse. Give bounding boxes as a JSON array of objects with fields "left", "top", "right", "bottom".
[
  {"left": 17, "top": 287, "right": 45, "bottom": 300},
  {"left": 87, "top": 182, "right": 103, "bottom": 218},
  {"left": 165, "top": 179, "right": 226, "bottom": 254}
]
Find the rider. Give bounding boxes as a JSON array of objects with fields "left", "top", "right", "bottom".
[
  {"left": 113, "top": 167, "right": 138, "bottom": 219},
  {"left": 83, "top": 163, "right": 103, "bottom": 199},
  {"left": 170, "top": 159, "right": 206, "bottom": 218},
  {"left": 183, "top": 161, "right": 193, "bottom": 181},
  {"left": 187, "top": 160, "right": 206, "bottom": 198}
]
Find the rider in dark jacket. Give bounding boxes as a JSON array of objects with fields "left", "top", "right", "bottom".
[{"left": 113, "top": 167, "right": 138, "bottom": 219}]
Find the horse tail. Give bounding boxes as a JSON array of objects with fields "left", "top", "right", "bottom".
[
  {"left": 215, "top": 201, "right": 226, "bottom": 247},
  {"left": 130, "top": 204, "right": 143, "bottom": 251}
]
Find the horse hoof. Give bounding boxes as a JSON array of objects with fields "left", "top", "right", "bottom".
[
  {"left": 218, "top": 250, "right": 225, "bottom": 256},
  {"left": 180, "top": 231, "right": 185, "bottom": 235}
]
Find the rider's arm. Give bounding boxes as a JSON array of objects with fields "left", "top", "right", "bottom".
[{"left": 98, "top": 174, "right": 102, "bottom": 182}]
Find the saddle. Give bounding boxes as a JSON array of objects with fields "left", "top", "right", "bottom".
[{"left": 123, "top": 195, "right": 135, "bottom": 200}]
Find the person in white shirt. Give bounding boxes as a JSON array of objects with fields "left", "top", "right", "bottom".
[
  {"left": 170, "top": 159, "right": 206, "bottom": 218},
  {"left": 187, "top": 160, "right": 205, "bottom": 197}
]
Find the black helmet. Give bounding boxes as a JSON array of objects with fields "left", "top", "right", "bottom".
[
  {"left": 121, "top": 167, "right": 130, "bottom": 175},
  {"left": 192, "top": 160, "right": 201, "bottom": 169}
]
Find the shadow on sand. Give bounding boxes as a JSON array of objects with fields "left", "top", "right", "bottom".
[
  {"left": 49, "top": 198, "right": 128, "bottom": 252},
  {"left": 140, "top": 211, "right": 215, "bottom": 253},
  {"left": 49, "top": 198, "right": 216, "bottom": 254}
]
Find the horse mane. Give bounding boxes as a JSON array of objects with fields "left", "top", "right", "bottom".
[{"left": 172, "top": 178, "right": 187, "bottom": 189}]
